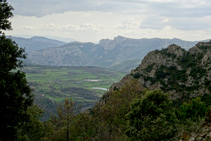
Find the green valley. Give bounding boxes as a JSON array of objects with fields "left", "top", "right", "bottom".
[{"left": 24, "top": 65, "right": 125, "bottom": 108}]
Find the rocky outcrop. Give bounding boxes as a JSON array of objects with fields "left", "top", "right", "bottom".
[
  {"left": 106, "top": 40, "right": 211, "bottom": 100},
  {"left": 99, "top": 36, "right": 128, "bottom": 50},
  {"left": 167, "top": 44, "right": 186, "bottom": 57},
  {"left": 188, "top": 46, "right": 203, "bottom": 55}
]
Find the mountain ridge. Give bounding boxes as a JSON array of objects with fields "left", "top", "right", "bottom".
[
  {"left": 10, "top": 36, "right": 67, "bottom": 53},
  {"left": 27, "top": 36, "right": 208, "bottom": 70}
]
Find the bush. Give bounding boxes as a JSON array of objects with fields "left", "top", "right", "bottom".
[
  {"left": 176, "top": 97, "right": 206, "bottom": 122},
  {"left": 125, "top": 90, "right": 178, "bottom": 141},
  {"left": 133, "top": 72, "right": 141, "bottom": 79}
]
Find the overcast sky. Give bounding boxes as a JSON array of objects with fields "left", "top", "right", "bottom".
[{"left": 6, "top": 0, "right": 211, "bottom": 42}]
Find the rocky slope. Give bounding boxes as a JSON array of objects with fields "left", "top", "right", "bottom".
[
  {"left": 27, "top": 36, "right": 203, "bottom": 69},
  {"left": 108, "top": 40, "right": 211, "bottom": 100}
]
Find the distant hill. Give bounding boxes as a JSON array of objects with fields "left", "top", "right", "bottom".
[
  {"left": 44, "top": 36, "right": 75, "bottom": 43},
  {"left": 10, "top": 36, "right": 67, "bottom": 53},
  {"left": 27, "top": 36, "right": 207, "bottom": 71}
]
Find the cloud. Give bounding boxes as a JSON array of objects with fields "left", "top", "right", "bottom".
[
  {"left": 8, "top": 0, "right": 114, "bottom": 17},
  {"left": 140, "top": 15, "right": 168, "bottom": 29},
  {"left": 8, "top": 0, "right": 211, "bottom": 18},
  {"left": 20, "top": 23, "right": 104, "bottom": 32},
  {"left": 140, "top": 13, "right": 211, "bottom": 31},
  {"left": 23, "top": 26, "right": 36, "bottom": 30},
  {"left": 117, "top": 18, "right": 140, "bottom": 29},
  {"left": 166, "top": 16, "right": 211, "bottom": 30},
  {"left": 148, "top": 0, "right": 211, "bottom": 17},
  {"left": 6, "top": 0, "right": 211, "bottom": 42}
]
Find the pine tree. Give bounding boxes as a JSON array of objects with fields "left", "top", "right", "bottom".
[{"left": 0, "top": 0, "right": 34, "bottom": 140}]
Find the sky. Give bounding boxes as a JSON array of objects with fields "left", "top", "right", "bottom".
[{"left": 6, "top": 0, "right": 211, "bottom": 42}]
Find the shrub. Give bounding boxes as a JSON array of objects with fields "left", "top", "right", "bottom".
[
  {"left": 176, "top": 97, "right": 206, "bottom": 122},
  {"left": 125, "top": 90, "right": 178, "bottom": 141}
]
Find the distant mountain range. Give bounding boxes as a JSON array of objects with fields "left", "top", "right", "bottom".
[
  {"left": 10, "top": 36, "right": 68, "bottom": 53},
  {"left": 24, "top": 36, "right": 208, "bottom": 72}
]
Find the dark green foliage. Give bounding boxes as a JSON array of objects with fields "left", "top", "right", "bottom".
[
  {"left": 198, "top": 45, "right": 211, "bottom": 50},
  {"left": 0, "top": 36, "right": 34, "bottom": 140},
  {"left": 153, "top": 65, "right": 188, "bottom": 92},
  {"left": 155, "top": 65, "right": 170, "bottom": 79},
  {"left": 144, "top": 63, "right": 155, "bottom": 72},
  {"left": 155, "top": 65, "right": 187, "bottom": 82},
  {"left": 189, "top": 67, "right": 206, "bottom": 78},
  {"left": 0, "top": 1, "right": 34, "bottom": 140},
  {"left": 143, "top": 76, "right": 156, "bottom": 84},
  {"left": 0, "top": 0, "right": 13, "bottom": 33},
  {"left": 133, "top": 72, "right": 141, "bottom": 79},
  {"left": 46, "top": 98, "right": 77, "bottom": 141},
  {"left": 44, "top": 80, "right": 142, "bottom": 141},
  {"left": 16, "top": 105, "right": 48, "bottom": 141},
  {"left": 113, "top": 86, "right": 119, "bottom": 91},
  {"left": 42, "top": 83, "right": 211, "bottom": 141},
  {"left": 179, "top": 53, "right": 197, "bottom": 69},
  {"left": 34, "top": 95, "right": 58, "bottom": 121},
  {"left": 201, "top": 94, "right": 211, "bottom": 107},
  {"left": 176, "top": 97, "right": 206, "bottom": 122},
  {"left": 125, "top": 90, "right": 178, "bottom": 141}
]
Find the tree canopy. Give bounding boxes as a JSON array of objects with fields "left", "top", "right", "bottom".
[
  {"left": 0, "top": 0, "right": 34, "bottom": 140},
  {"left": 0, "top": 0, "right": 13, "bottom": 33}
]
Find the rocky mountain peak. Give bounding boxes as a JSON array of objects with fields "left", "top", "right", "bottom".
[
  {"left": 99, "top": 38, "right": 114, "bottom": 50},
  {"left": 113, "top": 35, "right": 128, "bottom": 43},
  {"left": 99, "top": 36, "right": 129, "bottom": 50},
  {"left": 166, "top": 44, "right": 186, "bottom": 57}
]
